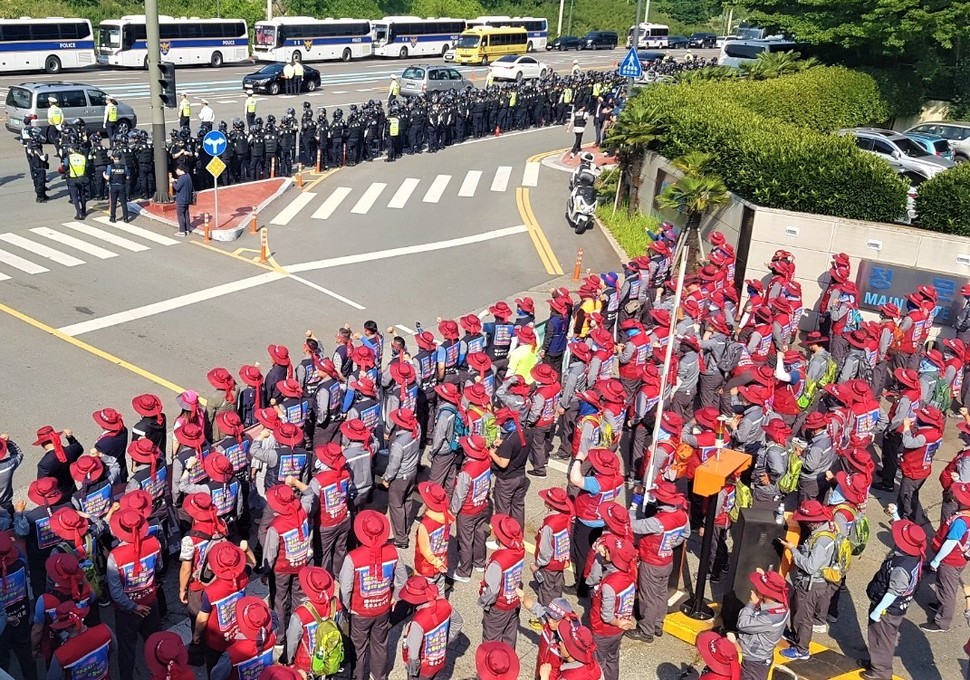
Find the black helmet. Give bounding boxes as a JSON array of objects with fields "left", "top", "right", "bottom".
[
  {"left": 349, "top": 104, "right": 358, "bottom": 112},
  {"left": 286, "top": 107, "right": 295, "bottom": 116},
  {"left": 178, "top": 126, "right": 191, "bottom": 140},
  {"left": 218, "top": 120, "right": 228, "bottom": 132},
  {"left": 266, "top": 114, "right": 276, "bottom": 125},
  {"left": 302, "top": 101, "right": 311, "bottom": 110},
  {"left": 254, "top": 116, "right": 263, "bottom": 126}
]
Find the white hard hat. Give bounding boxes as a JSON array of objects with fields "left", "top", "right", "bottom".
[
  {"left": 246, "top": 89, "right": 253, "bottom": 95},
  {"left": 391, "top": 74, "right": 398, "bottom": 79},
  {"left": 47, "top": 96, "right": 57, "bottom": 102},
  {"left": 201, "top": 99, "right": 209, "bottom": 105},
  {"left": 573, "top": 59, "right": 578, "bottom": 64}
]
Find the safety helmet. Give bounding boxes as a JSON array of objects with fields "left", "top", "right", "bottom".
[{"left": 286, "top": 107, "right": 295, "bottom": 116}]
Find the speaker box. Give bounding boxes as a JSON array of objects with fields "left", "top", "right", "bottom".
[{"left": 720, "top": 507, "right": 787, "bottom": 631}]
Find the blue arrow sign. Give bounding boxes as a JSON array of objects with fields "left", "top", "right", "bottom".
[
  {"left": 202, "top": 130, "right": 228, "bottom": 157},
  {"left": 618, "top": 46, "right": 644, "bottom": 79}
]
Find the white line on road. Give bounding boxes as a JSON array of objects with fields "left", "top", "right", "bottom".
[
  {"left": 59, "top": 222, "right": 150, "bottom": 252},
  {"left": 0, "top": 248, "right": 49, "bottom": 274},
  {"left": 395, "top": 324, "right": 414, "bottom": 335},
  {"left": 270, "top": 192, "right": 316, "bottom": 225},
  {"left": 423, "top": 175, "right": 451, "bottom": 203},
  {"left": 351, "top": 183, "right": 387, "bottom": 214},
  {"left": 332, "top": 91, "right": 349, "bottom": 94},
  {"left": 387, "top": 178, "right": 420, "bottom": 209},
  {"left": 58, "top": 271, "right": 286, "bottom": 337},
  {"left": 490, "top": 166, "right": 512, "bottom": 192},
  {"left": 286, "top": 225, "right": 529, "bottom": 274},
  {"left": 287, "top": 274, "right": 365, "bottom": 310},
  {"left": 0, "top": 272, "right": 9, "bottom": 282},
  {"left": 93, "top": 217, "right": 181, "bottom": 246},
  {"left": 458, "top": 170, "right": 482, "bottom": 197},
  {"left": 30, "top": 227, "right": 117, "bottom": 259},
  {"left": 312, "top": 187, "right": 352, "bottom": 219},
  {"left": 522, "top": 161, "right": 540, "bottom": 187},
  {"left": 0, "top": 233, "right": 85, "bottom": 267}
]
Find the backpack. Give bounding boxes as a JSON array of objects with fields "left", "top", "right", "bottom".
[
  {"left": 440, "top": 405, "right": 465, "bottom": 452},
  {"left": 796, "top": 356, "right": 838, "bottom": 410},
  {"left": 812, "top": 529, "right": 853, "bottom": 584},
  {"left": 190, "top": 531, "right": 228, "bottom": 588},
  {"left": 834, "top": 503, "right": 870, "bottom": 556},
  {"left": 307, "top": 600, "right": 344, "bottom": 677},
  {"left": 729, "top": 482, "right": 753, "bottom": 522},
  {"left": 930, "top": 373, "right": 953, "bottom": 412},
  {"left": 718, "top": 342, "right": 744, "bottom": 375},
  {"left": 777, "top": 452, "right": 802, "bottom": 494},
  {"left": 844, "top": 308, "right": 863, "bottom": 332},
  {"left": 671, "top": 442, "right": 694, "bottom": 479}
]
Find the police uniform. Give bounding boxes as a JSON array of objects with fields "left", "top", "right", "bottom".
[
  {"left": 105, "top": 156, "right": 131, "bottom": 222},
  {"left": 244, "top": 93, "right": 257, "bottom": 129},
  {"left": 25, "top": 139, "right": 50, "bottom": 202},
  {"left": 65, "top": 149, "right": 89, "bottom": 219}
]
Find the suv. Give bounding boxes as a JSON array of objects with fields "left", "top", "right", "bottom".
[
  {"left": 905, "top": 121, "right": 970, "bottom": 163},
  {"left": 689, "top": 32, "right": 717, "bottom": 48},
  {"left": 5, "top": 82, "right": 137, "bottom": 142},
  {"left": 838, "top": 127, "right": 954, "bottom": 177},
  {"left": 581, "top": 31, "right": 618, "bottom": 50},
  {"left": 399, "top": 65, "right": 472, "bottom": 97}
]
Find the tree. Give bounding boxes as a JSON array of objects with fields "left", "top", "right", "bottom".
[
  {"left": 605, "top": 97, "right": 665, "bottom": 211},
  {"left": 655, "top": 171, "right": 729, "bottom": 267},
  {"left": 738, "top": 49, "right": 817, "bottom": 80}
]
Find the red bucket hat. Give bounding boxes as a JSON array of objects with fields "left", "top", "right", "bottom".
[
  {"left": 763, "top": 418, "right": 792, "bottom": 444},
  {"left": 215, "top": 411, "right": 244, "bottom": 438},
  {"left": 183, "top": 493, "right": 221, "bottom": 525},
  {"left": 203, "top": 452, "right": 235, "bottom": 484},
  {"left": 131, "top": 393, "right": 164, "bottom": 419},
  {"left": 351, "top": 345, "right": 376, "bottom": 369},
  {"left": 267, "top": 344, "right": 291, "bottom": 366},
  {"left": 266, "top": 484, "right": 301, "bottom": 516},
  {"left": 92, "top": 407, "right": 124, "bottom": 433},
  {"left": 354, "top": 509, "right": 390, "bottom": 547},
  {"left": 207, "top": 367, "right": 236, "bottom": 393},
  {"left": 50, "top": 508, "right": 89, "bottom": 550},
  {"left": 460, "top": 314, "right": 482, "bottom": 334},
  {"left": 834, "top": 471, "right": 869, "bottom": 506},
  {"left": 175, "top": 423, "right": 205, "bottom": 449},
  {"left": 145, "top": 632, "right": 190, "bottom": 679},
  {"left": 314, "top": 442, "right": 345, "bottom": 470},
  {"left": 891, "top": 519, "right": 926, "bottom": 557},
  {"left": 118, "top": 490, "right": 153, "bottom": 519},
  {"left": 128, "top": 438, "right": 161, "bottom": 465},
  {"left": 697, "top": 631, "right": 740, "bottom": 676},
  {"left": 273, "top": 422, "right": 305, "bottom": 448},
  {"left": 476, "top": 642, "right": 520, "bottom": 680},
  {"left": 802, "top": 412, "right": 829, "bottom": 431},
  {"left": 300, "top": 566, "right": 336, "bottom": 605},
  {"left": 206, "top": 541, "right": 248, "bottom": 582},
  {"left": 349, "top": 376, "right": 377, "bottom": 398},
  {"left": 110, "top": 508, "right": 149, "bottom": 544},
  {"left": 951, "top": 482, "right": 970, "bottom": 509},
  {"left": 608, "top": 538, "right": 636, "bottom": 571},
  {"left": 418, "top": 481, "right": 450, "bottom": 513},
  {"left": 415, "top": 331, "right": 437, "bottom": 352},
  {"left": 340, "top": 418, "right": 372, "bottom": 443},
  {"left": 28, "top": 477, "right": 63, "bottom": 508},
  {"left": 560, "top": 624, "right": 597, "bottom": 664},
  {"left": 489, "top": 301, "right": 513, "bottom": 319},
  {"left": 400, "top": 574, "right": 439, "bottom": 605},
  {"left": 50, "top": 601, "right": 89, "bottom": 631},
  {"left": 602, "top": 502, "right": 631, "bottom": 537},
  {"left": 464, "top": 384, "right": 491, "bottom": 408},
  {"left": 538, "top": 487, "right": 573, "bottom": 514},
  {"left": 235, "top": 596, "right": 273, "bottom": 640},
  {"left": 239, "top": 364, "right": 264, "bottom": 387},
  {"left": 492, "top": 514, "right": 524, "bottom": 550},
  {"left": 530, "top": 363, "right": 559, "bottom": 386},
  {"left": 255, "top": 408, "right": 281, "bottom": 431},
  {"left": 588, "top": 448, "right": 620, "bottom": 475},
  {"left": 461, "top": 434, "right": 490, "bottom": 460},
  {"left": 433, "top": 382, "right": 461, "bottom": 404},
  {"left": 390, "top": 360, "right": 416, "bottom": 386},
  {"left": 749, "top": 569, "right": 789, "bottom": 602},
  {"left": 515, "top": 297, "right": 535, "bottom": 314},
  {"left": 437, "top": 319, "right": 460, "bottom": 340},
  {"left": 652, "top": 481, "right": 686, "bottom": 507},
  {"left": 277, "top": 379, "right": 303, "bottom": 399},
  {"left": 516, "top": 325, "right": 537, "bottom": 346},
  {"left": 694, "top": 406, "right": 720, "bottom": 431},
  {"left": 69, "top": 455, "right": 104, "bottom": 483},
  {"left": 793, "top": 499, "right": 833, "bottom": 523}
]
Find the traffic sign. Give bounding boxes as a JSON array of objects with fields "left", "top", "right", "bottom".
[
  {"left": 202, "top": 130, "right": 228, "bottom": 157},
  {"left": 206, "top": 156, "right": 226, "bottom": 178},
  {"left": 618, "top": 46, "right": 644, "bottom": 79}
]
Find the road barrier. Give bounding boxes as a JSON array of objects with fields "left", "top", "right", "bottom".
[
  {"left": 296, "top": 164, "right": 304, "bottom": 189},
  {"left": 259, "top": 227, "right": 269, "bottom": 264},
  {"left": 249, "top": 205, "right": 258, "bottom": 235},
  {"left": 572, "top": 248, "right": 584, "bottom": 281},
  {"left": 203, "top": 212, "right": 211, "bottom": 243}
]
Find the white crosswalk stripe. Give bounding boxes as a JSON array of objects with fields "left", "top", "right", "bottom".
[
  {"left": 423, "top": 175, "right": 451, "bottom": 203},
  {"left": 0, "top": 233, "right": 84, "bottom": 267},
  {"left": 458, "top": 170, "right": 482, "bottom": 197},
  {"left": 271, "top": 191, "right": 316, "bottom": 225},
  {"left": 351, "top": 183, "right": 387, "bottom": 214},
  {"left": 491, "top": 166, "right": 512, "bottom": 192},
  {"left": 312, "top": 187, "right": 352, "bottom": 219},
  {"left": 30, "top": 227, "right": 117, "bottom": 259},
  {"left": 0, "top": 272, "right": 9, "bottom": 281},
  {"left": 523, "top": 161, "right": 540, "bottom": 187},
  {"left": 388, "top": 178, "right": 420, "bottom": 209},
  {"left": 0, "top": 247, "right": 49, "bottom": 274},
  {"left": 92, "top": 217, "right": 181, "bottom": 246},
  {"left": 60, "top": 221, "right": 151, "bottom": 252}
]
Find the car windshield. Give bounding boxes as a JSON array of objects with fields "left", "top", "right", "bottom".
[
  {"left": 892, "top": 136, "right": 930, "bottom": 158},
  {"left": 255, "top": 25, "right": 277, "bottom": 47},
  {"left": 373, "top": 24, "right": 388, "bottom": 43},
  {"left": 402, "top": 67, "right": 425, "bottom": 80},
  {"left": 5, "top": 86, "right": 32, "bottom": 109},
  {"left": 495, "top": 55, "right": 516, "bottom": 63},
  {"left": 256, "top": 63, "right": 282, "bottom": 75},
  {"left": 457, "top": 35, "right": 480, "bottom": 48},
  {"left": 98, "top": 26, "right": 121, "bottom": 48}
]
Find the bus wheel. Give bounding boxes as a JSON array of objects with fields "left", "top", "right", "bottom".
[
  {"left": 399, "top": 46, "right": 408, "bottom": 59},
  {"left": 342, "top": 48, "right": 352, "bottom": 62},
  {"left": 210, "top": 51, "right": 223, "bottom": 68},
  {"left": 527, "top": 41, "right": 534, "bottom": 52},
  {"left": 440, "top": 45, "right": 449, "bottom": 58},
  {"left": 292, "top": 50, "right": 302, "bottom": 63},
  {"left": 143, "top": 56, "right": 150, "bottom": 69},
  {"left": 44, "top": 55, "right": 62, "bottom": 74},
  {"left": 481, "top": 56, "right": 489, "bottom": 66}
]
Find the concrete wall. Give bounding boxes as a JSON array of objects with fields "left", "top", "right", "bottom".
[{"left": 891, "top": 99, "right": 953, "bottom": 132}]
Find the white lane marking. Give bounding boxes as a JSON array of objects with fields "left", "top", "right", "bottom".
[
  {"left": 59, "top": 222, "right": 150, "bottom": 252},
  {"left": 395, "top": 324, "right": 414, "bottom": 335},
  {"left": 0, "top": 271, "right": 10, "bottom": 281},
  {"left": 0, "top": 233, "right": 84, "bottom": 267},
  {"left": 30, "top": 227, "right": 117, "bottom": 259},
  {"left": 287, "top": 274, "right": 366, "bottom": 310},
  {"left": 216, "top": 100, "right": 237, "bottom": 104},
  {"left": 351, "top": 183, "right": 387, "bottom": 214},
  {"left": 522, "top": 161, "right": 540, "bottom": 187},
  {"left": 93, "top": 217, "right": 181, "bottom": 246},
  {"left": 0, "top": 248, "right": 49, "bottom": 274},
  {"left": 287, "top": 225, "right": 529, "bottom": 273},
  {"left": 58, "top": 271, "right": 286, "bottom": 337},
  {"left": 270, "top": 191, "right": 316, "bottom": 225},
  {"left": 387, "top": 178, "right": 420, "bottom": 209},
  {"left": 312, "top": 187, "right": 352, "bottom": 219},
  {"left": 458, "top": 170, "right": 482, "bottom": 197},
  {"left": 422, "top": 175, "right": 451, "bottom": 203},
  {"left": 332, "top": 90, "right": 349, "bottom": 94},
  {"left": 490, "top": 166, "right": 512, "bottom": 192}
]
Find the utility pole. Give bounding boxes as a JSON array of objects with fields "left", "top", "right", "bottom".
[
  {"left": 644, "top": 0, "right": 651, "bottom": 24},
  {"left": 567, "top": 0, "right": 575, "bottom": 35},
  {"left": 145, "top": 0, "right": 170, "bottom": 203},
  {"left": 629, "top": 0, "right": 642, "bottom": 89},
  {"left": 557, "top": 0, "right": 565, "bottom": 36},
  {"left": 267, "top": 0, "right": 273, "bottom": 21}
]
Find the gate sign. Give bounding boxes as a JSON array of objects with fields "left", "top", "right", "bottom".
[
  {"left": 855, "top": 259, "right": 966, "bottom": 327},
  {"left": 202, "top": 130, "right": 228, "bottom": 157},
  {"left": 618, "top": 47, "right": 643, "bottom": 79}
]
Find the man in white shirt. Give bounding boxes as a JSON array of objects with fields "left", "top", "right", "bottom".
[
  {"left": 283, "top": 60, "right": 296, "bottom": 95},
  {"left": 198, "top": 99, "right": 215, "bottom": 133}
]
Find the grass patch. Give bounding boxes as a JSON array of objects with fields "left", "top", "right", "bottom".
[{"left": 596, "top": 203, "right": 661, "bottom": 258}]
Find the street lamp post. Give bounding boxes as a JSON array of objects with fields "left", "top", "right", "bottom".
[
  {"left": 567, "top": 0, "right": 575, "bottom": 35},
  {"left": 557, "top": 0, "right": 565, "bottom": 36}
]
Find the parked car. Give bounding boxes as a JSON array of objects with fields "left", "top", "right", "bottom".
[
  {"left": 4, "top": 81, "right": 137, "bottom": 141},
  {"left": 487, "top": 54, "right": 549, "bottom": 81},
  {"left": 443, "top": 47, "right": 456, "bottom": 62},
  {"left": 547, "top": 35, "right": 583, "bottom": 51},
  {"left": 689, "top": 32, "right": 717, "bottom": 48},
  {"left": 399, "top": 65, "right": 472, "bottom": 97},
  {"left": 716, "top": 35, "right": 740, "bottom": 47},
  {"left": 637, "top": 50, "right": 666, "bottom": 65},
  {"left": 905, "top": 121, "right": 970, "bottom": 163},
  {"left": 580, "top": 31, "right": 618, "bottom": 50},
  {"left": 667, "top": 35, "right": 690, "bottom": 48},
  {"left": 241, "top": 63, "right": 321, "bottom": 95},
  {"left": 904, "top": 132, "right": 954, "bottom": 162},
  {"left": 837, "top": 127, "right": 955, "bottom": 177}
]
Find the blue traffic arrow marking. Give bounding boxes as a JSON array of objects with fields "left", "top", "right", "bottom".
[
  {"left": 202, "top": 130, "right": 228, "bottom": 156},
  {"left": 618, "top": 46, "right": 644, "bottom": 79}
]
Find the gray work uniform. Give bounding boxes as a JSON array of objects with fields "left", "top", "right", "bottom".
[{"left": 788, "top": 528, "right": 836, "bottom": 654}]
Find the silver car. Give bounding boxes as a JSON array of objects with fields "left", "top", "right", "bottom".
[
  {"left": 905, "top": 121, "right": 970, "bottom": 163},
  {"left": 399, "top": 65, "right": 472, "bottom": 97},
  {"left": 838, "top": 127, "right": 954, "bottom": 177},
  {"left": 4, "top": 81, "right": 137, "bottom": 142}
]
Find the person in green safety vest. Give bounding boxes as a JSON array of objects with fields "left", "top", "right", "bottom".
[
  {"left": 65, "top": 145, "right": 89, "bottom": 219},
  {"left": 386, "top": 106, "right": 401, "bottom": 162},
  {"left": 244, "top": 89, "right": 257, "bottom": 129},
  {"left": 558, "top": 85, "right": 573, "bottom": 124},
  {"left": 103, "top": 97, "right": 119, "bottom": 144},
  {"left": 388, "top": 75, "right": 400, "bottom": 106},
  {"left": 47, "top": 96, "right": 64, "bottom": 146},
  {"left": 178, "top": 93, "right": 191, "bottom": 129}
]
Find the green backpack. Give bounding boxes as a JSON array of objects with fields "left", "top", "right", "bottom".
[
  {"left": 930, "top": 373, "right": 953, "bottom": 412},
  {"left": 834, "top": 503, "right": 870, "bottom": 556},
  {"left": 728, "top": 482, "right": 753, "bottom": 522},
  {"left": 812, "top": 529, "right": 853, "bottom": 584},
  {"left": 777, "top": 451, "right": 802, "bottom": 494},
  {"left": 307, "top": 600, "right": 344, "bottom": 677}
]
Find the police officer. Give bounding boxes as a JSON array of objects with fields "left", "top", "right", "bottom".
[
  {"left": 103, "top": 96, "right": 119, "bottom": 141},
  {"left": 264, "top": 115, "right": 280, "bottom": 177},
  {"left": 65, "top": 144, "right": 89, "bottom": 219},
  {"left": 87, "top": 132, "right": 110, "bottom": 201},
  {"left": 388, "top": 74, "right": 400, "bottom": 105},
  {"left": 25, "top": 132, "right": 50, "bottom": 203},
  {"left": 386, "top": 105, "right": 401, "bottom": 162},
  {"left": 300, "top": 104, "right": 316, "bottom": 167},
  {"left": 244, "top": 89, "right": 257, "bottom": 129},
  {"left": 47, "top": 96, "right": 65, "bottom": 144},
  {"left": 135, "top": 132, "right": 155, "bottom": 199},
  {"left": 248, "top": 118, "right": 265, "bottom": 180},
  {"left": 330, "top": 108, "right": 345, "bottom": 166},
  {"left": 104, "top": 152, "right": 131, "bottom": 223},
  {"left": 178, "top": 93, "right": 191, "bottom": 129},
  {"left": 279, "top": 109, "right": 296, "bottom": 176}
]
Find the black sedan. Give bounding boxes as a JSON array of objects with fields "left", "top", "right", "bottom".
[
  {"left": 241, "top": 63, "right": 322, "bottom": 95},
  {"left": 547, "top": 35, "right": 583, "bottom": 50},
  {"left": 667, "top": 35, "right": 690, "bottom": 48}
]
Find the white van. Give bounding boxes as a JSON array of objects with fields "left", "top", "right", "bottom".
[{"left": 718, "top": 38, "right": 804, "bottom": 68}]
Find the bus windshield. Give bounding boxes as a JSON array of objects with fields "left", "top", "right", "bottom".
[
  {"left": 99, "top": 25, "right": 121, "bottom": 48},
  {"left": 457, "top": 34, "right": 480, "bottom": 48},
  {"left": 255, "top": 25, "right": 276, "bottom": 47},
  {"left": 373, "top": 24, "right": 388, "bottom": 43}
]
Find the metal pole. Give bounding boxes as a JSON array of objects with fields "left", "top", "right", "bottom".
[
  {"left": 557, "top": 0, "right": 565, "bottom": 36},
  {"left": 145, "top": 0, "right": 170, "bottom": 203},
  {"left": 266, "top": 0, "right": 273, "bottom": 21},
  {"left": 629, "top": 0, "right": 643, "bottom": 90},
  {"left": 213, "top": 173, "right": 219, "bottom": 236},
  {"left": 644, "top": 0, "right": 651, "bottom": 24},
  {"left": 567, "top": 0, "right": 575, "bottom": 36}
]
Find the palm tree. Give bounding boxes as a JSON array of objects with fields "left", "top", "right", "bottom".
[
  {"left": 671, "top": 150, "right": 714, "bottom": 178},
  {"left": 605, "top": 98, "right": 665, "bottom": 210},
  {"left": 740, "top": 50, "right": 818, "bottom": 80},
  {"left": 655, "top": 173, "right": 730, "bottom": 267}
]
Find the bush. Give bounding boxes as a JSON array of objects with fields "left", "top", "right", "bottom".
[
  {"left": 915, "top": 164, "right": 970, "bottom": 236},
  {"left": 595, "top": 202, "right": 661, "bottom": 258}
]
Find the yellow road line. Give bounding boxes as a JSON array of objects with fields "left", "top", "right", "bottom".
[
  {"left": 516, "top": 187, "right": 557, "bottom": 275},
  {"left": 521, "top": 187, "right": 564, "bottom": 276},
  {"left": 190, "top": 240, "right": 283, "bottom": 273},
  {"left": 303, "top": 167, "right": 341, "bottom": 192}
]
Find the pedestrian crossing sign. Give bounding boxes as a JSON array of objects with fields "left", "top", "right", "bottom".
[
  {"left": 207, "top": 156, "right": 226, "bottom": 178},
  {"left": 618, "top": 46, "right": 643, "bottom": 79}
]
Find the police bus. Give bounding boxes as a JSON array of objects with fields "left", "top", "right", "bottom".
[
  {"left": 97, "top": 15, "right": 249, "bottom": 68},
  {"left": 371, "top": 16, "right": 465, "bottom": 59},
  {"left": 253, "top": 17, "right": 371, "bottom": 63},
  {"left": 626, "top": 23, "right": 669, "bottom": 49},
  {"left": 0, "top": 17, "right": 95, "bottom": 74},
  {"left": 466, "top": 16, "right": 548, "bottom": 51}
]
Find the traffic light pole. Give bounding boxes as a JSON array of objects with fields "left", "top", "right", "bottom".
[{"left": 145, "top": 0, "right": 171, "bottom": 202}]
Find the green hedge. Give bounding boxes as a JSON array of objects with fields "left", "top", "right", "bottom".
[
  {"left": 630, "top": 70, "right": 908, "bottom": 222},
  {"left": 595, "top": 203, "right": 660, "bottom": 257},
  {"left": 915, "top": 164, "right": 970, "bottom": 236}
]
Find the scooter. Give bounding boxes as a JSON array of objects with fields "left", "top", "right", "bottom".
[
  {"left": 569, "top": 151, "right": 598, "bottom": 191},
  {"left": 566, "top": 183, "right": 597, "bottom": 233}
]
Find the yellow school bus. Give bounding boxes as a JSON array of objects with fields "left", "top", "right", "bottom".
[{"left": 454, "top": 26, "right": 528, "bottom": 65}]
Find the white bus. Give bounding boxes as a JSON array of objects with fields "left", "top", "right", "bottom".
[
  {"left": 626, "top": 23, "right": 669, "bottom": 49},
  {"left": 0, "top": 17, "right": 95, "bottom": 74},
  {"left": 718, "top": 38, "right": 804, "bottom": 68},
  {"left": 254, "top": 17, "right": 371, "bottom": 63},
  {"left": 466, "top": 16, "right": 548, "bottom": 51},
  {"left": 97, "top": 15, "right": 249, "bottom": 68},
  {"left": 371, "top": 17, "right": 465, "bottom": 58}
]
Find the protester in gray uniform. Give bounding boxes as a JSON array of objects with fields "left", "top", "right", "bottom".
[
  {"left": 698, "top": 316, "right": 731, "bottom": 408},
  {"left": 871, "top": 304, "right": 899, "bottom": 399},
  {"left": 524, "top": 364, "right": 561, "bottom": 479},
  {"left": 399, "top": 575, "right": 463, "bottom": 679},
  {"left": 339, "top": 418, "right": 377, "bottom": 510},
  {"left": 382, "top": 408, "right": 421, "bottom": 548},
  {"left": 671, "top": 336, "right": 701, "bottom": 418},
  {"left": 0, "top": 436, "right": 24, "bottom": 516},
  {"left": 478, "top": 514, "right": 526, "bottom": 649},
  {"left": 554, "top": 342, "right": 591, "bottom": 459},
  {"left": 752, "top": 419, "right": 792, "bottom": 506},
  {"left": 736, "top": 570, "right": 790, "bottom": 680},
  {"left": 778, "top": 500, "right": 837, "bottom": 661},
  {"left": 450, "top": 435, "right": 492, "bottom": 583},
  {"left": 425, "top": 383, "right": 461, "bottom": 492},
  {"left": 839, "top": 331, "right": 871, "bottom": 384},
  {"left": 728, "top": 384, "right": 768, "bottom": 457},
  {"left": 876, "top": 368, "right": 922, "bottom": 493},
  {"left": 798, "top": 412, "right": 835, "bottom": 504}
]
